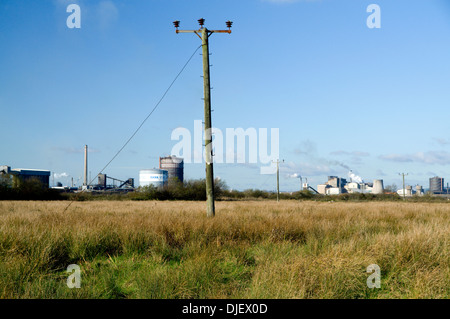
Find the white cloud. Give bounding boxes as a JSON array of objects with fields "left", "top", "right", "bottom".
[
  {"left": 294, "top": 140, "right": 352, "bottom": 171},
  {"left": 281, "top": 161, "right": 336, "bottom": 177},
  {"left": 433, "top": 137, "right": 450, "bottom": 146},
  {"left": 376, "top": 169, "right": 386, "bottom": 177},
  {"left": 294, "top": 140, "right": 316, "bottom": 155},
  {"left": 379, "top": 154, "right": 412, "bottom": 162},
  {"left": 379, "top": 151, "right": 450, "bottom": 165},
  {"left": 330, "top": 150, "right": 370, "bottom": 157}
]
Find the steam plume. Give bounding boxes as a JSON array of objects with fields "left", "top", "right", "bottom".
[{"left": 348, "top": 171, "right": 363, "bottom": 184}]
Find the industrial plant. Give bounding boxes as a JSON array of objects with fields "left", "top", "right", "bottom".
[
  {"left": 316, "top": 175, "right": 385, "bottom": 195},
  {"left": 79, "top": 145, "right": 184, "bottom": 191},
  {"left": 1, "top": 143, "right": 185, "bottom": 194},
  {"left": 1, "top": 147, "right": 448, "bottom": 198},
  {"left": 315, "top": 173, "right": 426, "bottom": 197}
]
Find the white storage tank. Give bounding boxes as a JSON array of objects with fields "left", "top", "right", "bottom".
[{"left": 139, "top": 169, "right": 168, "bottom": 188}]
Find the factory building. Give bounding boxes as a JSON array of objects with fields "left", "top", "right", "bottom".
[
  {"left": 0, "top": 165, "right": 50, "bottom": 188},
  {"left": 397, "top": 185, "right": 413, "bottom": 197},
  {"left": 317, "top": 176, "right": 348, "bottom": 195},
  {"left": 317, "top": 184, "right": 330, "bottom": 195},
  {"left": 429, "top": 176, "right": 444, "bottom": 194},
  {"left": 317, "top": 175, "right": 384, "bottom": 195},
  {"left": 415, "top": 185, "right": 424, "bottom": 196},
  {"left": 139, "top": 169, "right": 168, "bottom": 188},
  {"left": 159, "top": 156, "right": 184, "bottom": 183},
  {"left": 97, "top": 173, "right": 134, "bottom": 189},
  {"left": 98, "top": 173, "right": 107, "bottom": 188},
  {"left": 327, "top": 187, "right": 341, "bottom": 195},
  {"left": 345, "top": 182, "right": 361, "bottom": 193},
  {"left": 396, "top": 185, "right": 426, "bottom": 197},
  {"left": 344, "top": 182, "right": 374, "bottom": 194},
  {"left": 327, "top": 176, "right": 347, "bottom": 188}
]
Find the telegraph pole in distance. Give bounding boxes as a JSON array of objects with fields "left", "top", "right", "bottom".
[
  {"left": 273, "top": 159, "right": 284, "bottom": 202},
  {"left": 399, "top": 173, "right": 408, "bottom": 200},
  {"left": 174, "top": 19, "right": 232, "bottom": 217}
]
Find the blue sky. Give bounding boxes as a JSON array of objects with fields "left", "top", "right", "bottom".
[{"left": 1, "top": 0, "right": 450, "bottom": 191}]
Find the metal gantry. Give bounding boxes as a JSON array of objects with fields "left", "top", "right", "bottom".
[{"left": 174, "top": 19, "right": 232, "bottom": 217}]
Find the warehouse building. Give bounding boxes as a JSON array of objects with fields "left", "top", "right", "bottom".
[{"left": 0, "top": 165, "right": 51, "bottom": 188}]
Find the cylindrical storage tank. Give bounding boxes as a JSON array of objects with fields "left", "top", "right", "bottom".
[
  {"left": 429, "top": 176, "right": 444, "bottom": 194},
  {"left": 373, "top": 179, "right": 384, "bottom": 194},
  {"left": 139, "top": 169, "right": 168, "bottom": 188},
  {"left": 159, "top": 156, "right": 184, "bottom": 183}
]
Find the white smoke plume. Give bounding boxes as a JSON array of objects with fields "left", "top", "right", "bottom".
[
  {"left": 53, "top": 172, "right": 69, "bottom": 179},
  {"left": 348, "top": 171, "right": 363, "bottom": 184}
]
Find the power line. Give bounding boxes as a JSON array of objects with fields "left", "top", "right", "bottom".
[
  {"left": 61, "top": 44, "right": 202, "bottom": 214},
  {"left": 95, "top": 44, "right": 202, "bottom": 180}
]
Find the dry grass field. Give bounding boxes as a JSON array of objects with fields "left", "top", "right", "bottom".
[{"left": 0, "top": 200, "right": 448, "bottom": 299}]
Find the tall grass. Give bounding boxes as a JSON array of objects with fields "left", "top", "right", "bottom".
[{"left": 0, "top": 200, "right": 448, "bottom": 298}]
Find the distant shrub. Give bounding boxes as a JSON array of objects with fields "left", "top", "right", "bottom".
[
  {"left": 128, "top": 178, "right": 229, "bottom": 201},
  {"left": 0, "top": 178, "right": 64, "bottom": 201},
  {"left": 316, "top": 193, "right": 403, "bottom": 202},
  {"left": 291, "top": 190, "right": 315, "bottom": 200}
]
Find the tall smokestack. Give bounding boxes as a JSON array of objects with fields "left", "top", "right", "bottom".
[{"left": 84, "top": 145, "right": 88, "bottom": 186}]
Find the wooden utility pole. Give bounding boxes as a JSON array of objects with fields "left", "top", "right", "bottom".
[
  {"left": 273, "top": 159, "right": 284, "bottom": 202},
  {"left": 174, "top": 19, "right": 232, "bottom": 217},
  {"left": 201, "top": 27, "right": 215, "bottom": 218},
  {"left": 83, "top": 145, "right": 88, "bottom": 188},
  {"left": 399, "top": 172, "right": 408, "bottom": 200}
]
